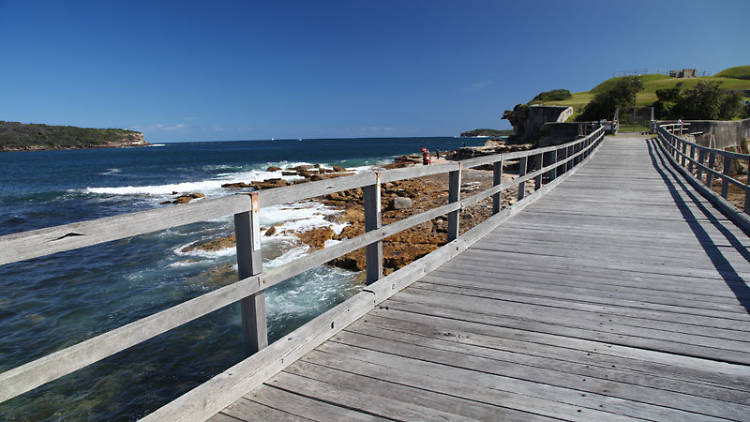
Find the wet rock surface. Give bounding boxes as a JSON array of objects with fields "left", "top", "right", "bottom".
[{"left": 184, "top": 153, "right": 535, "bottom": 280}]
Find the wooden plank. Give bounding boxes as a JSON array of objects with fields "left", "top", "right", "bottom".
[
  {"left": 0, "top": 270, "right": 261, "bottom": 403},
  {"left": 302, "top": 348, "right": 634, "bottom": 422},
  {"left": 267, "top": 370, "right": 480, "bottom": 422},
  {"left": 140, "top": 291, "right": 376, "bottom": 422},
  {"left": 0, "top": 193, "right": 251, "bottom": 266},
  {"left": 352, "top": 312, "right": 750, "bottom": 393},
  {"left": 409, "top": 280, "right": 750, "bottom": 340},
  {"left": 258, "top": 172, "right": 377, "bottom": 208},
  {"left": 245, "top": 385, "right": 386, "bottom": 421},
  {"left": 364, "top": 306, "right": 750, "bottom": 386},
  {"left": 379, "top": 162, "right": 458, "bottom": 183},
  {"left": 217, "top": 397, "right": 312, "bottom": 422},
  {"left": 328, "top": 329, "right": 750, "bottom": 417},
  {"left": 282, "top": 360, "right": 551, "bottom": 422},
  {"left": 309, "top": 343, "right": 708, "bottom": 422},
  {"left": 383, "top": 294, "right": 750, "bottom": 365}
]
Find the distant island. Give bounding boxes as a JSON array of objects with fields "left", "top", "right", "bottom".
[
  {"left": 460, "top": 128, "right": 514, "bottom": 137},
  {"left": 0, "top": 121, "right": 150, "bottom": 152}
]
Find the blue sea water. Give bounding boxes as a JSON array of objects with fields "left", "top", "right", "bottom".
[{"left": 0, "top": 137, "right": 483, "bottom": 421}]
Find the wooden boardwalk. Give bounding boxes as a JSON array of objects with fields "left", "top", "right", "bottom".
[{"left": 211, "top": 136, "right": 750, "bottom": 421}]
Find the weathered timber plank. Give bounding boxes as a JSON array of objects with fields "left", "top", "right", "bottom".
[
  {"left": 351, "top": 314, "right": 750, "bottom": 395},
  {"left": 283, "top": 360, "right": 551, "bottom": 422},
  {"left": 245, "top": 385, "right": 386, "bottom": 421},
  {"left": 339, "top": 322, "right": 750, "bottom": 406}
]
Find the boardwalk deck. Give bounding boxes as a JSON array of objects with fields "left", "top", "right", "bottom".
[{"left": 209, "top": 136, "right": 750, "bottom": 421}]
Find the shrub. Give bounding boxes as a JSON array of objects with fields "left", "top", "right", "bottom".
[{"left": 532, "top": 89, "right": 572, "bottom": 102}]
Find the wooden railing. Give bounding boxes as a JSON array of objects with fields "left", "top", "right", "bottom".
[
  {"left": 657, "top": 123, "right": 750, "bottom": 214},
  {"left": 0, "top": 126, "right": 606, "bottom": 417}
]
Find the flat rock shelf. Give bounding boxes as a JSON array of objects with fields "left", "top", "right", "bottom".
[{"left": 209, "top": 136, "right": 750, "bottom": 421}]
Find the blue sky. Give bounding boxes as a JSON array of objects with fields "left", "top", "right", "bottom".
[{"left": 1, "top": 0, "right": 748, "bottom": 142}]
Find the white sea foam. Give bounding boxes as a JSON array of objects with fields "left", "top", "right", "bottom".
[
  {"left": 264, "top": 246, "right": 309, "bottom": 269},
  {"left": 100, "top": 168, "right": 121, "bottom": 176},
  {"left": 84, "top": 161, "right": 313, "bottom": 199}
]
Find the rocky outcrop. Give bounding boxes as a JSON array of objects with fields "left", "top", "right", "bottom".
[{"left": 502, "top": 105, "right": 573, "bottom": 143}]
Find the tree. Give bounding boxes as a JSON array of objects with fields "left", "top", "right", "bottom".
[
  {"left": 719, "top": 92, "right": 745, "bottom": 120},
  {"left": 668, "top": 81, "right": 745, "bottom": 120},
  {"left": 577, "top": 77, "right": 643, "bottom": 121}
]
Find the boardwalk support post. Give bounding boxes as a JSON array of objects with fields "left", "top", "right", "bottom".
[
  {"left": 364, "top": 172, "right": 383, "bottom": 285},
  {"left": 234, "top": 192, "right": 268, "bottom": 353},
  {"left": 534, "top": 153, "right": 543, "bottom": 189},
  {"left": 721, "top": 156, "right": 731, "bottom": 199},
  {"left": 518, "top": 156, "right": 527, "bottom": 201},
  {"left": 492, "top": 159, "right": 503, "bottom": 214},
  {"left": 706, "top": 152, "right": 716, "bottom": 187},
  {"left": 447, "top": 164, "right": 461, "bottom": 241},
  {"left": 552, "top": 149, "right": 558, "bottom": 181},
  {"left": 697, "top": 149, "right": 706, "bottom": 180}
]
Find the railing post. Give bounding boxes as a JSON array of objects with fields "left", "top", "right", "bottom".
[
  {"left": 680, "top": 142, "right": 687, "bottom": 166},
  {"left": 534, "top": 153, "right": 543, "bottom": 189},
  {"left": 721, "top": 156, "right": 731, "bottom": 199},
  {"left": 696, "top": 149, "right": 706, "bottom": 180},
  {"left": 234, "top": 192, "right": 268, "bottom": 353},
  {"left": 565, "top": 146, "right": 571, "bottom": 173},
  {"left": 364, "top": 172, "right": 383, "bottom": 284},
  {"left": 518, "top": 156, "right": 527, "bottom": 201},
  {"left": 706, "top": 151, "right": 716, "bottom": 187},
  {"left": 745, "top": 158, "right": 750, "bottom": 214},
  {"left": 688, "top": 145, "right": 695, "bottom": 174},
  {"left": 492, "top": 159, "right": 503, "bottom": 214},
  {"left": 552, "top": 149, "right": 558, "bottom": 180},
  {"left": 447, "top": 163, "right": 461, "bottom": 241}
]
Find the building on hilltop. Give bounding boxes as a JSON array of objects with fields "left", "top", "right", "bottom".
[{"left": 669, "top": 68, "right": 697, "bottom": 78}]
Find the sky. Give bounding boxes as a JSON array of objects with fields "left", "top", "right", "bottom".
[{"left": 1, "top": 0, "right": 748, "bottom": 142}]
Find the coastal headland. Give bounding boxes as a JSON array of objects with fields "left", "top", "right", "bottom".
[{"left": 0, "top": 121, "right": 150, "bottom": 152}]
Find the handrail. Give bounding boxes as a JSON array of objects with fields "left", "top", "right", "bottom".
[
  {"left": 0, "top": 126, "right": 606, "bottom": 406},
  {"left": 656, "top": 124, "right": 750, "bottom": 214}
]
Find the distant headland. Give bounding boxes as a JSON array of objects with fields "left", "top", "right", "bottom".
[{"left": 0, "top": 121, "right": 150, "bottom": 152}]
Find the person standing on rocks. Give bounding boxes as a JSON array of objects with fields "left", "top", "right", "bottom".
[{"left": 420, "top": 147, "right": 431, "bottom": 165}]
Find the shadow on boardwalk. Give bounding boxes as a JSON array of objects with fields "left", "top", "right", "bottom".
[{"left": 647, "top": 138, "right": 750, "bottom": 314}]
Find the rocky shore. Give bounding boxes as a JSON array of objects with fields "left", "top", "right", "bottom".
[{"left": 177, "top": 138, "right": 534, "bottom": 283}]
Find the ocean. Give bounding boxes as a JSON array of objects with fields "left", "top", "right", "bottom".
[{"left": 0, "top": 136, "right": 484, "bottom": 421}]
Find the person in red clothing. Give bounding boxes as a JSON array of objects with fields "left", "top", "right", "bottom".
[{"left": 420, "top": 146, "right": 431, "bottom": 165}]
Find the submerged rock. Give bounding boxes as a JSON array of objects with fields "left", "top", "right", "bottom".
[
  {"left": 182, "top": 234, "right": 236, "bottom": 253},
  {"left": 173, "top": 192, "right": 205, "bottom": 204}
]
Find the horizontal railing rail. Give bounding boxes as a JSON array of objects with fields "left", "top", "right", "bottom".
[
  {"left": 657, "top": 124, "right": 750, "bottom": 214},
  {"left": 0, "top": 126, "right": 605, "bottom": 406}
]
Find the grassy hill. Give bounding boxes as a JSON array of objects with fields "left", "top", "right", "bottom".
[
  {"left": 0, "top": 121, "right": 149, "bottom": 152},
  {"left": 714, "top": 65, "right": 750, "bottom": 80},
  {"left": 529, "top": 66, "right": 750, "bottom": 116}
]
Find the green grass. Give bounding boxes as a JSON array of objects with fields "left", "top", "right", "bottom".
[
  {"left": 529, "top": 68, "right": 750, "bottom": 114},
  {"left": 714, "top": 65, "right": 750, "bottom": 80}
]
